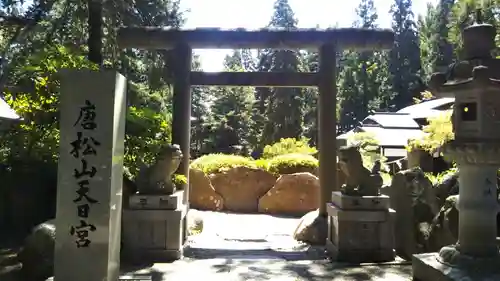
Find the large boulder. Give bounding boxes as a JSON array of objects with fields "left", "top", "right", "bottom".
[
  {"left": 425, "top": 195, "right": 459, "bottom": 252},
  {"left": 189, "top": 169, "right": 223, "bottom": 211},
  {"left": 17, "top": 219, "right": 55, "bottom": 281},
  {"left": 425, "top": 195, "right": 500, "bottom": 252},
  {"left": 434, "top": 171, "right": 459, "bottom": 206},
  {"left": 258, "top": 172, "right": 319, "bottom": 215},
  {"left": 293, "top": 209, "right": 327, "bottom": 245},
  {"left": 210, "top": 167, "right": 277, "bottom": 213}
]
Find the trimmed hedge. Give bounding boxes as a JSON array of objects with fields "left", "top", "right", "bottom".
[
  {"left": 262, "top": 137, "right": 317, "bottom": 159},
  {"left": 267, "top": 153, "right": 318, "bottom": 175},
  {"left": 190, "top": 154, "right": 257, "bottom": 174},
  {"left": 189, "top": 152, "right": 319, "bottom": 176},
  {"left": 190, "top": 138, "right": 320, "bottom": 175}
]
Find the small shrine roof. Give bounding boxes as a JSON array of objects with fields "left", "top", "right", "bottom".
[
  {"left": 397, "top": 98, "right": 454, "bottom": 114},
  {"left": 363, "top": 112, "right": 420, "bottom": 129},
  {"left": 337, "top": 126, "right": 423, "bottom": 147},
  {"left": 0, "top": 97, "right": 20, "bottom": 120}
]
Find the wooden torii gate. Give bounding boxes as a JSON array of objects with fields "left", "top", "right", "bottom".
[{"left": 117, "top": 27, "right": 394, "bottom": 242}]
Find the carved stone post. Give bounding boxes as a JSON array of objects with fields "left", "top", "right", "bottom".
[
  {"left": 172, "top": 43, "right": 193, "bottom": 201},
  {"left": 318, "top": 43, "right": 338, "bottom": 216},
  {"left": 171, "top": 43, "right": 192, "bottom": 244}
]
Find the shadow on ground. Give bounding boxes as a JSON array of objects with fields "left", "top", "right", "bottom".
[{"left": 133, "top": 245, "right": 414, "bottom": 281}]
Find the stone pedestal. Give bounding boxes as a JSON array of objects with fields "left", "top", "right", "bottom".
[
  {"left": 128, "top": 191, "right": 184, "bottom": 210},
  {"left": 412, "top": 163, "right": 500, "bottom": 281},
  {"left": 413, "top": 251, "right": 500, "bottom": 281},
  {"left": 54, "top": 70, "right": 126, "bottom": 281},
  {"left": 326, "top": 191, "right": 395, "bottom": 263},
  {"left": 122, "top": 190, "right": 187, "bottom": 262}
]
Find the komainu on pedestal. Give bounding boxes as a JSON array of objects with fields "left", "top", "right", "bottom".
[
  {"left": 135, "top": 143, "right": 183, "bottom": 195},
  {"left": 326, "top": 145, "right": 395, "bottom": 263},
  {"left": 122, "top": 143, "right": 188, "bottom": 262}
]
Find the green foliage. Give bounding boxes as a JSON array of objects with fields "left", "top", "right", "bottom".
[
  {"left": 426, "top": 166, "right": 458, "bottom": 185},
  {"left": 189, "top": 154, "right": 257, "bottom": 174},
  {"left": 417, "top": 1, "right": 455, "bottom": 82},
  {"left": 254, "top": 158, "right": 270, "bottom": 170},
  {"left": 262, "top": 137, "right": 317, "bottom": 159},
  {"left": 256, "top": 0, "right": 307, "bottom": 145},
  {"left": 407, "top": 110, "right": 453, "bottom": 153},
  {"left": 173, "top": 174, "right": 187, "bottom": 185},
  {"left": 266, "top": 153, "right": 318, "bottom": 175},
  {"left": 189, "top": 149, "right": 319, "bottom": 176},
  {"left": 448, "top": 0, "right": 500, "bottom": 58},
  {"left": 388, "top": 0, "right": 424, "bottom": 110},
  {"left": 0, "top": 46, "right": 98, "bottom": 164},
  {"left": 124, "top": 106, "right": 172, "bottom": 176}
]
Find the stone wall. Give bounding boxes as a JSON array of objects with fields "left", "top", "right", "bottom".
[{"left": 189, "top": 167, "right": 323, "bottom": 215}]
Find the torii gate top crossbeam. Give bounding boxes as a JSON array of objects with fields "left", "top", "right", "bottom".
[{"left": 117, "top": 27, "right": 394, "bottom": 50}]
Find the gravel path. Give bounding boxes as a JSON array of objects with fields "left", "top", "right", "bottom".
[{"left": 125, "top": 211, "right": 413, "bottom": 281}]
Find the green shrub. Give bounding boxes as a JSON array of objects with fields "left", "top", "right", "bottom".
[
  {"left": 262, "top": 137, "right": 317, "bottom": 159},
  {"left": 173, "top": 174, "right": 187, "bottom": 185},
  {"left": 407, "top": 110, "right": 453, "bottom": 154},
  {"left": 254, "top": 158, "right": 270, "bottom": 170},
  {"left": 189, "top": 153, "right": 257, "bottom": 174},
  {"left": 380, "top": 172, "right": 392, "bottom": 186},
  {"left": 267, "top": 153, "right": 318, "bottom": 175},
  {"left": 426, "top": 166, "right": 458, "bottom": 186}
]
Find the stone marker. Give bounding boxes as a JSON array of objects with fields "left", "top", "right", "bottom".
[
  {"left": 388, "top": 167, "right": 437, "bottom": 260},
  {"left": 412, "top": 14, "right": 500, "bottom": 281},
  {"left": 54, "top": 70, "right": 126, "bottom": 281}
]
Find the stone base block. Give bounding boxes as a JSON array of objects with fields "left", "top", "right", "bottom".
[
  {"left": 326, "top": 203, "right": 395, "bottom": 263},
  {"left": 122, "top": 204, "right": 188, "bottom": 262},
  {"left": 413, "top": 252, "right": 500, "bottom": 281},
  {"left": 129, "top": 190, "right": 184, "bottom": 210},
  {"left": 49, "top": 273, "right": 154, "bottom": 281},
  {"left": 326, "top": 239, "right": 395, "bottom": 263},
  {"left": 331, "top": 191, "right": 390, "bottom": 210},
  {"left": 123, "top": 249, "right": 183, "bottom": 264}
]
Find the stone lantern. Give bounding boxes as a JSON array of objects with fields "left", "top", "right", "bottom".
[{"left": 412, "top": 13, "right": 500, "bottom": 281}]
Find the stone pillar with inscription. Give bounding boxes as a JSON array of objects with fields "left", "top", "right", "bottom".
[{"left": 54, "top": 70, "right": 126, "bottom": 281}]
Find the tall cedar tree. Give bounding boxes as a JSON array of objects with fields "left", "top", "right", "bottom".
[
  {"left": 388, "top": 0, "right": 424, "bottom": 110},
  {"left": 258, "top": 0, "right": 305, "bottom": 145}
]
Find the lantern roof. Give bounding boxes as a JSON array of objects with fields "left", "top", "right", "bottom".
[{"left": 428, "top": 10, "right": 500, "bottom": 97}]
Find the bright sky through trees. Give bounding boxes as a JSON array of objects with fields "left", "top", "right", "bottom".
[{"left": 180, "top": 0, "right": 438, "bottom": 71}]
